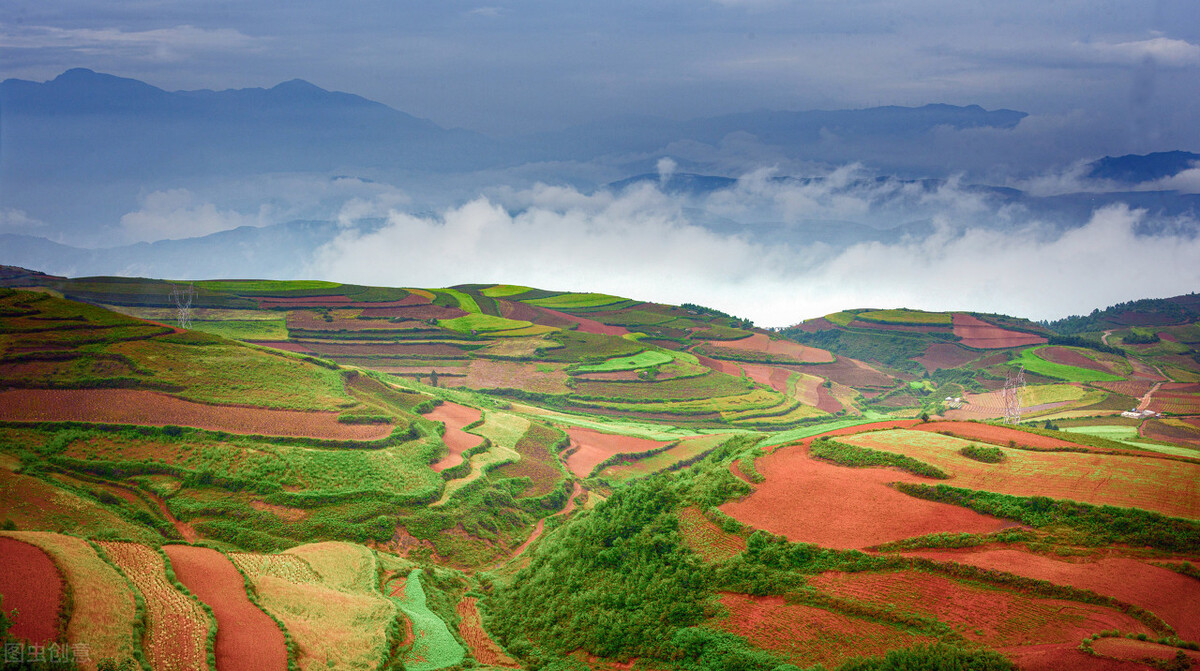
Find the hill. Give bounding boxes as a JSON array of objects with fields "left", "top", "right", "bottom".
[{"left": 1, "top": 273, "right": 1198, "bottom": 671}]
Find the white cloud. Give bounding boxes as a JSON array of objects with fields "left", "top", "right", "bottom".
[
  {"left": 119, "top": 189, "right": 263, "bottom": 242},
  {"left": 1080, "top": 37, "right": 1200, "bottom": 67},
  {"left": 0, "top": 209, "right": 46, "bottom": 232},
  {"left": 309, "top": 177, "right": 1200, "bottom": 326},
  {"left": 0, "top": 24, "right": 261, "bottom": 61}
]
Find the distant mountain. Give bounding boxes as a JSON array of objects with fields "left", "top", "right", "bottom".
[{"left": 1088, "top": 151, "right": 1200, "bottom": 185}]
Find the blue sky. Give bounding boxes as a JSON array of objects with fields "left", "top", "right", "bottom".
[{"left": 3, "top": 0, "right": 1199, "bottom": 135}]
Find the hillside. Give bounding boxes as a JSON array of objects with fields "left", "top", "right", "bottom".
[{"left": 1, "top": 274, "right": 1199, "bottom": 671}]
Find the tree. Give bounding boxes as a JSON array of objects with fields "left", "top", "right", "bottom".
[{"left": 429, "top": 369, "right": 439, "bottom": 387}]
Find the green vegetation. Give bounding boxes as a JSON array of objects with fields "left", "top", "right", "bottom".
[
  {"left": 524, "top": 293, "right": 627, "bottom": 310},
  {"left": 481, "top": 284, "right": 533, "bottom": 298},
  {"left": 188, "top": 319, "right": 288, "bottom": 341},
  {"left": 1015, "top": 346, "right": 1122, "bottom": 382},
  {"left": 573, "top": 350, "right": 672, "bottom": 373},
  {"left": 958, "top": 444, "right": 1005, "bottom": 463},
  {"left": 438, "top": 313, "right": 531, "bottom": 333},
  {"left": 193, "top": 279, "right": 342, "bottom": 294},
  {"left": 856, "top": 309, "right": 952, "bottom": 325},
  {"left": 894, "top": 483, "right": 1200, "bottom": 553},
  {"left": 837, "top": 644, "right": 1013, "bottom": 671},
  {"left": 810, "top": 438, "right": 950, "bottom": 479},
  {"left": 395, "top": 569, "right": 465, "bottom": 671}
]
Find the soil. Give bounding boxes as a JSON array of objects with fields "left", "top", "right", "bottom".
[
  {"left": 722, "top": 435, "right": 1010, "bottom": 549},
  {"left": 1036, "top": 347, "right": 1118, "bottom": 375},
  {"left": 1000, "top": 643, "right": 1149, "bottom": 670},
  {"left": 532, "top": 306, "right": 629, "bottom": 336},
  {"left": 0, "top": 389, "right": 395, "bottom": 441},
  {"left": 423, "top": 402, "right": 485, "bottom": 472},
  {"left": 903, "top": 548, "right": 1200, "bottom": 640},
  {"left": 952, "top": 314, "right": 1047, "bottom": 349},
  {"left": 911, "top": 421, "right": 1090, "bottom": 450},
  {"left": 562, "top": 427, "right": 670, "bottom": 478},
  {"left": 914, "top": 342, "right": 982, "bottom": 372},
  {"left": 0, "top": 537, "right": 62, "bottom": 644},
  {"left": 457, "top": 597, "right": 519, "bottom": 667},
  {"left": 703, "top": 333, "right": 834, "bottom": 363},
  {"left": 163, "top": 545, "right": 288, "bottom": 671}
]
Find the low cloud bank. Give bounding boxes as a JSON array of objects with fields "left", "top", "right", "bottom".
[{"left": 310, "top": 175, "right": 1200, "bottom": 326}]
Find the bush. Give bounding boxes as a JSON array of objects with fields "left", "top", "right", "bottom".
[{"left": 959, "top": 444, "right": 1005, "bottom": 463}]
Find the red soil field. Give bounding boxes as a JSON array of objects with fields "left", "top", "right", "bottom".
[
  {"left": 532, "top": 306, "right": 629, "bottom": 336},
  {"left": 713, "top": 592, "right": 937, "bottom": 669},
  {"left": 424, "top": 402, "right": 484, "bottom": 472},
  {"left": 1142, "top": 418, "right": 1200, "bottom": 448},
  {"left": 914, "top": 343, "right": 980, "bottom": 372},
  {"left": 807, "top": 570, "right": 1151, "bottom": 647},
  {"left": 248, "top": 341, "right": 315, "bottom": 354},
  {"left": 356, "top": 304, "right": 468, "bottom": 320},
  {"left": 789, "top": 317, "right": 836, "bottom": 332},
  {"left": 1092, "top": 638, "right": 1200, "bottom": 665},
  {"left": 911, "top": 421, "right": 1090, "bottom": 451},
  {"left": 255, "top": 295, "right": 425, "bottom": 309},
  {"left": 1001, "top": 643, "right": 1148, "bottom": 670},
  {"left": 0, "top": 389, "right": 394, "bottom": 441},
  {"left": 456, "top": 360, "right": 571, "bottom": 394},
  {"left": 457, "top": 597, "right": 519, "bottom": 667},
  {"left": 952, "top": 314, "right": 1047, "bottom": 349},
  {"left": 804, "top": 357, "right": 894, "bottom": 388},
  {"left": 285, "top": 311, "right": 431, "bottom": 332},
  {"left": 847, "top": 319, "right": 951, "bottom": 334},
  {"left": 735, "top": 363, "right": 792, "bottom": 393},
  {"left": 562, "top": 427, "right": 670, "bottom": 478},
  {"left": 724, "top": 435, "right": 1008, "bottom": 549},
  {"left": 815, "top": 384, "right": 843, "bottom": 414},
  {"left": 498, "top": 300, "right": 578, "bottom": 328},
  {"left": 692, "top": 353, "right": 743, "bottom": 378},
  {"left": 297, "top": 341, "right": 468, "bottom": 357},
  {"left": 705, "top": 333, "right": 834, "bottom": 363},
  {"left": 0, "top": 537, "right": 62, "bottom": 644},
  {"left": 1092, "top": 379, "right": 1156, "bottom": 399},
  {"left": 1036, "top": 347, "right": 1117, "bottom": 375},
  {"left": 164, "top": 545, "right": 288, "bottom": 671},
  {"left": 677, "top": 507, "right": 746, "bottom": 562},
  {"left": 904, "top": 548, "right": 1200, "bottom": 640},
  {"left": 1128, "top": 358, "right": 1169, "bottom": 381}
]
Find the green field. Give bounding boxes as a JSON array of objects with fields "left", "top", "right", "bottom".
[
  {"left": 573, "top": 350, "right": 672, "bottom": 373},
  {"left": 523, "top": 292, "right": 627, "bottom": 309},
  {"left": 1061, "top": 425, "right": 1199, "bottom": 457},
  {"left": 480, "top": 284, "right": 533, "bottom": 298},
  {"left": 396, "top": 569, "right": 465, "bottom": 671},
  {"left": 437, "top": 313, "right": 532, "bottom": 333},
  {"left": 856, "top": 309, "right": 952, "bottom": 325},
  {"left": 438, "top": 288, "right": 483, "bottom": 314},
  {"left": 188, "top": 319, "right": 288, "bottom": 341},
  {"left": 1015, "top": 346, "right": 1123, "bottom": 382},
  {"left": 193, "top": 279, "right": 342, "bottom": 293}
]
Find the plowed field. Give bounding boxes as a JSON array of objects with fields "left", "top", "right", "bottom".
[
  {"left": 841, "top": 429, "right": 1200, "bottom": 518},
  {"left": 1037, "top": 347, "right": 1118, "bottom": 375},
  {"left": 424, "top": 402, "right": 484, "bottom": 472},
  {"left": 164, "top": 545, "right": 287, "bottom": 671},
  {"left": 0, "top": 389, "right": 394, "bottom": 440},
  {"left": 807, "top": 570, "right": 1151, "bottom": 646},
  {"left": 677, "top": 507, "right": 746, "bottom": 562},
  {"left": 562, "top": 427, "right": 670, "bottom": 478},
  {"left": 712, "top": 592, "right": 937, "bottom": 669},
  {"left": 0, "top": 537, "right": 62, "bottom": 644},
  {"left": 457, "top": 597, "right": 518, "bottom": 667},
  {"left": 915, "top": 343, "right": 980, "bottom": 372},
  {"left": 912, "top": 422, "right": 1089, "bottom": 451},
  {"left": 704, "top": 333, "right": 833, "bottom": 363},
  {"left": 720, "top": 440, "right": 1009, "bottom": 548},
  {"left": 97, "top": 541, "right": 210, "bottom": 671},
  {"left": 1092, "top": 638, "right": 1200, "bottom": 665},
  {"left": 952, "top": 314, "right": 1046, "bottom": 349},
  {"left": 904, "top": 548, "right": 1200, "bottom": 640},
  {"left": 455, "top": 360, "right": 571, "bottom": 394},
  {"left": 532, "top": 307, "right": 628, "bottom": 336}
]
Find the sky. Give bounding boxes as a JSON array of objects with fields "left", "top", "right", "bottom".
[
  {"left": 3, "top": 0, "right": 1199, "bottom": 135},
  {"left": 2, "top": 1, "right": 1200, "bottom": 325}
]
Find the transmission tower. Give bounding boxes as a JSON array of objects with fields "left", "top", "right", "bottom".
[
  {"left": 1002, "top": 365, "right": 1026, "bottom": 425},
  {"left": 171, "top": 283, "right": 196, "bottom": 330}
]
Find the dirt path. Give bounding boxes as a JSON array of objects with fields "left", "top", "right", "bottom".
[
  {"left": 1101, "top": 330, "right": 1114, "bottom": 347},
  {"left": 164, "top": 545, "right": 288, "bottom": 671}
]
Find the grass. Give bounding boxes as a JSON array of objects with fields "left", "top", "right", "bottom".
[
  {"left": 1061, "top": 425, "right": 1199, "bottom": 456},
  {"left": 437, "top": 289, "right": 483, "bottom": 314},
  {"left": 437, "top": 314, "right": 532, "bottom": 333},
  {"left": 193, "top": 280, "right": 342, "bottom": 294},
  {"left": 437, "top": 412, "right": 526, "bottom": 504},
  {"left": 0, "top": 468, "right": 163, "bottom": 543},
  {"left": 480, "top": 285, "right": 533, "bottom": 298},
  {"left": 573, "top": 350, "right": 671, "bottom": 373},
  {"left": 757, "top": 418, "right": 894, "bottom": 448},
  {"left": 810, "top": 438, "right": 950, "bottom": 478},
  {"left": 394, "top": 569, "right": 465, "bottom": 671},
  {"left": 1021, "top": 383, "right": 1087, "bottom": 406},
  {"left": 523, "top": 293, "right": 627, "bottom": 310},
  {"left": 240, "top": 542, "right": 398, "bottom": 670},
  {"left": 856, "top": 309, "right": 952, "bottom": 325},
  {"left": 824, "top": 311, "right": 859, "bottom": 327},
  {"left": 1016, "top": 347, "right": 1122, "bottom": 382},
  {"left": 188, "top": 319, "right": 288, "bottom": 341}
]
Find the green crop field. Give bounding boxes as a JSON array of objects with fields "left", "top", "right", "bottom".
[
  {"left": 481, "top": 284, "right": 533, "bottom": 298},
  {"left": 188, "top": 318, "right": 288, "bottom": 341},
  {"left": 823, "top": 311, "right": 859, "bottom": 327},
  {"left": 438, "top": 288, "right": 483, "bottom": 314},
  {"left": 856, "top": 309, "right": 952, "bottom": 325},
  {"left": 396, "top": 569, "right": 465, "bottom": 671},
  {"left": 1015, "top": 346, "right": 1123, "bottom": 382},
  {"left": 438, "top": 313, "right": 532, "bottom": 333},
  {"left": 573, "top": 350, "right": 672, "bottom": 373},
  {"left": 523, "top": 292, "right": 627, "bottom": 309},
  {"left": 193, "top": 279, "right": 343, "bottom": 294}
]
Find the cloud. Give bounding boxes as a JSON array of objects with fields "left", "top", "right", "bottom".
[
  {"left": 0, "top": 209, "right": 46, "bottom": 231},
  {"left": 309, "top": 176, "right": 1200, "bottom": 326},
  {"left": 1080, "top": 37, "right": 1200, "bottom": 68},
  {"left": 0, "top": 24, "right": 261, "bottom": 61},
  {"left": 119, "top": 189, "right": 263, "bottom": 242},
  {"left": 466, "top": 7, "right": 504, "bottom": 18}
]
